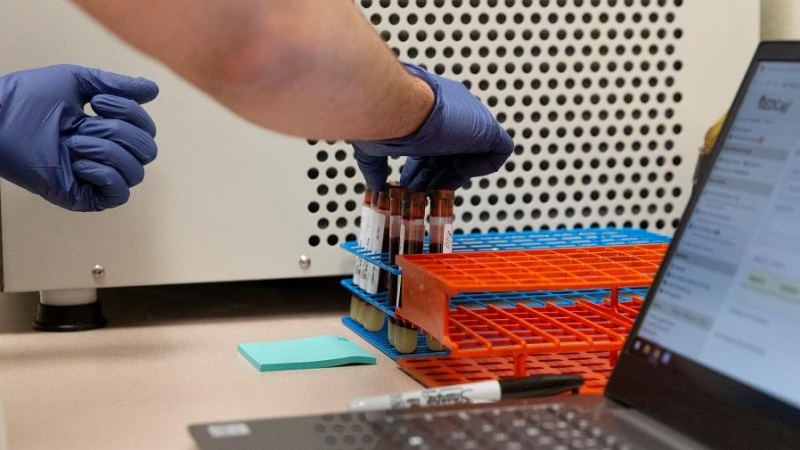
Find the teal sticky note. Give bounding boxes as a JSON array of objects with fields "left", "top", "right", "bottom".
[{"left": 237, "top": 335, "right": 377, "bottom": 372}]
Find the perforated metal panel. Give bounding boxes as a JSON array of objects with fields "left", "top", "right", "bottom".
[{"left": 308, "top": 0, "right": 691, "bottom": 249}]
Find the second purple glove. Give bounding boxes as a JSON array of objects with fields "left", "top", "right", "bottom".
[{"left": 0, "top": 64, "right": 158, "bottom": 211}]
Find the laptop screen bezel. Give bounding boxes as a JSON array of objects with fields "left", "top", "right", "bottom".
[{"left": 605, "top": 41, "right": 800, "bottom": 449}]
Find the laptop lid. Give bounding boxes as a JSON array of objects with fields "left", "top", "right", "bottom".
[{"left": 606, "top": 41, "right": 800, "bottom": 449}]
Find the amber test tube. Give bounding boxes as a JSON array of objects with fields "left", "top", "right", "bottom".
[
  {"left": 375, "top": 189, "right": 391, "bottom": 293},
  {"left": 354, "top": 188, "right": 373, "bottom": 289},
  {"left": 364, "top": 189, "right": 385, "bottom": 295},
  {"left": 350, "top": 188, "right": 373, "bottom": 324},
  {"left": 393, "top": 190, "right": 427, "bottom": 354},
  {"left": 422, "top": 189, "right": 456, "bottom": 351},
  {"left": 428, "top": 189, "right": 455, "bottom": 254},
  {"left": 386, "top": 185, "right": 405, "bottom": 345},
  {"left": 362, "top": 188, "right": 390, "bottom": 331},
  {"left": 386, "top": 185, "right": 405, "bottom": 308}
]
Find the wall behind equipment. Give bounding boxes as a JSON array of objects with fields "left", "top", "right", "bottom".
[{"left": 762, "top": 0, "right": 800, "bottom": 39}]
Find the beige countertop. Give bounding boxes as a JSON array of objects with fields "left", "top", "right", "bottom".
[{"left": 0, "top": 277, "right": 421, "bottom": 450}]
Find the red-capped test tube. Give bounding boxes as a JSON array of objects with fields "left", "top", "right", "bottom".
[
  {"left": 350, "top": 187, "right": 373, "bottom": 324},
  {"left": 428, "top": 189, "right": 455, "bottom": 254},
  {"left": 353, "top": 188, "right": 373, "bottom": 289},
  {"left": 361, "top": 187, "right": 390, "bottom": 331},
  {"left": 365, "top": 188, "right": 387, "bottom": 294},
  {"left": 424, "top": 189, "right": 455, "bottom": 351},
  {"left": 392, "top": 190, "right": 427, "bottom": 354},
  {"left": 386, "top": 185, "right": 405, "bottom": 308},
  {"left": 375, "top": 188, "right": 391, "bottom": 293}
]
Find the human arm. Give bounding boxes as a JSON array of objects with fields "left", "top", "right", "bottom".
[
  {"left": 69, "top": 0, "right": 512, "bottom": 190},
  {"left": 69, "top": 0, "right": 434, "bottom": 141},
  {"left": 0, "top": 65, "right": 158, "bottom": 211}
]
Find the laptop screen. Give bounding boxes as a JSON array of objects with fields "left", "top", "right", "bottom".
[
  {"left": 635, "top": 60, "right": 800, "bottom": 409},
  {"left": 608, "top": 43, "right": 800, "bottom": 448}
]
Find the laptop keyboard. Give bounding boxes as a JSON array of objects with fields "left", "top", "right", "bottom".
[{"left": 373, "top": 403, "right": 632, "bottom": 450}]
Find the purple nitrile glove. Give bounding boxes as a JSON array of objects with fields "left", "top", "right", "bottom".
[
  {"left": 352, "top": 62, "right": 513, "bottom": 192},
  {"left": 0, "top": 64, "right": 159, "bottom": 211}
]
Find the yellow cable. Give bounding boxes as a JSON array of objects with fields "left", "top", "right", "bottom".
[{"left": 701, "top": 114, "right": 727, "bottom": 155}]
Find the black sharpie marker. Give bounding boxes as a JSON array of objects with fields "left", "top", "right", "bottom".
[{"left": 349, "top": 374, "right": 584, "bottom": 412}]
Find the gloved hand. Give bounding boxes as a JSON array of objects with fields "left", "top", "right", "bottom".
[
  {"left": 0, "top": 64, "right": 159, "bottom": 211},
  {"left": 353, "top": 62, "right": 513, "bottom": 192}
]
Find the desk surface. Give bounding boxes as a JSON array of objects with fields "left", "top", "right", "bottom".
[{"left": 0, "top": 278, "right": 422, "bottom": 450}]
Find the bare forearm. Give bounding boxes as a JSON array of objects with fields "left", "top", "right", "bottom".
[
  {"left": 210, "top": 0, "right": 435, "bottom": 140},
  {"left": 70, "top": 0, "right": 433, "bottom": 140}
]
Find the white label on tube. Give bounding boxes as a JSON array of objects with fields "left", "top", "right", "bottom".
[
  {"left": 398, "top": 223, "right": 405, "bottom": 256},
  {"left": 395, "top": 222, "right": 405, "bottom": 307},
  {"left": 395, "top": 274, "right": 402, "bottom": 308},
  {"left": 365, "top": 212, "right": 385, "bottom": 294},
  {"left": 357, "top": 207, "right": 375, "bottom": 289},
  {"left": 354, "top": 206, "right": 371, "bottom": 285},
  {"left": 357, "top": 206, "right": 369, "bottom": 246},
  {"left": 443, "top": 223, "right": 454, "bottom": 253},
  {"left": 353, "top": 255, "right": 363, "bottom": 285}
]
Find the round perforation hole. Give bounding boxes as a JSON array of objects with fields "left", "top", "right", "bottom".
[{"left": 308, "top": 0, "right": 686, "bottom": 246}]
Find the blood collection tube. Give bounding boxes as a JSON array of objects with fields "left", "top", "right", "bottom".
[
  {"left": 393, "top": 190, "right": 427, "bottom": 354},
  {"left": 387, "top": 185, "right": 405, "bottom": 310},
  {"left": 376, "top": 189, "right": 391, "bottom": 292},
  {"left": 350, "top": 188, "right": 373, "bottom": 325},
  {"left": 353, "top": 188, "right": 373, "bottom": 289},
  {"left": 428, "top": 189, "right": 455, "bottom": 254},
  {"left": 365, "top": 189, "right": 386, "bottom": 295},
  {"left": 362, "top": 188, "right": 390, "bottom": 331},
  {"left": 424, "top": 189, "right": 455, "bottom": 351},
  {"left": 386, "top": 185, "right": 405, "bottom": 347}
]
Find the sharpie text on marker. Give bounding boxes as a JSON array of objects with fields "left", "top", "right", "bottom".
[{"left": 349, "top": 374, "right": 584, "bottom": 412}]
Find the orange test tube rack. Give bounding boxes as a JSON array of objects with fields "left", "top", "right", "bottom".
[
  {"left": 396, "top": 294, "right": 647, "bottom": 393},
  {"left": 395, "top": 244, "right": 667, "bottom": 379}
]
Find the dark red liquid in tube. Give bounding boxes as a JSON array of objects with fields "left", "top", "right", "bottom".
[
  {"left": 424, "top": 189, "right": 455, "bottom": 352},
  {"left": 387, "top": 184, "right": 404, "bottom": 305},
  {"left": 393, "top": 190, "right": 427, "bottom": 353},
  {"left": 375, "top": 188, "right": 391, "bottom": 292},
  {"left": 428, "top": 189, "right": 455, "bottom": 254},
  {"left": 396, "top": 190, "right": 426, "bottom": 308}
]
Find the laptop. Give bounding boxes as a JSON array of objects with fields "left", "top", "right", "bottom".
[{"left": 189, "top": 41, "right": 800, "bottom": 450}]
